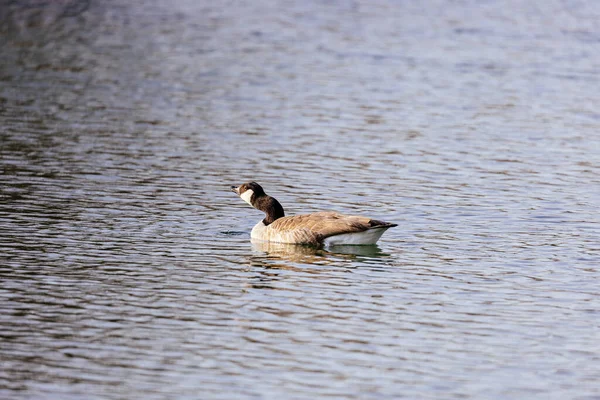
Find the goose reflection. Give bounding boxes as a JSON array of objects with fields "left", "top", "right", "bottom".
[
  {"left": 243, "top": 241, "right": 393, "bottom": 291},
  {"left": 251, "top": 240, "right": 390, "bottom": 261}
]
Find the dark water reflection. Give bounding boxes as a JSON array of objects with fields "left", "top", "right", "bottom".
[{"left": 2, "top": 0, "right": 600, "bottom": 399}]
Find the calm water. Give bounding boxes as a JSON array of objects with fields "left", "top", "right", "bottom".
[{"left": 1, "top": 0, "right": 600, "bottom": 399}]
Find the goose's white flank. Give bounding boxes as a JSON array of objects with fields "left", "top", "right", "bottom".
[{"left": 231, "top": 181, "right": 397, "bottom": 246}]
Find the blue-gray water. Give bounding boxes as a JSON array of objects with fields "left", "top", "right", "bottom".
[{"left": 1, "top": 1, "right": 599, "bottom": 399}]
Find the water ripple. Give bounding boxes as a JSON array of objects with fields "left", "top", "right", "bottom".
[{"left": 1, "top": 1, "right": 600, "bottom": 399}]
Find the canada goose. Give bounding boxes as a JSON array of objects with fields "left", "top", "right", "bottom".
[{"left": 231, "top": 181, "right": 397, "bottom": 246}]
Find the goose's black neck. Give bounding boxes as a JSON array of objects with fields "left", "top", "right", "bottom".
[{"left": 254, "top": 195, "right": 285, "bottom": 225}]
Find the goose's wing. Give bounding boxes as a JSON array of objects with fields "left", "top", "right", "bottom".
[{"left": 270, "top": 212, "right": 395, "bottom": 240}]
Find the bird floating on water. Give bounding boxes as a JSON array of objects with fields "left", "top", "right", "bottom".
[{"left": 231, "top": 181, "right": 397, "bottom": 246}]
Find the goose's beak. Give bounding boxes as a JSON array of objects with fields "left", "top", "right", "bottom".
[{"left": 231, "top": 185, "right": 239, "bottom": 195}]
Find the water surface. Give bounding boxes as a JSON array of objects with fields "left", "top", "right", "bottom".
[{"left": 1, "top": 1, "right": 600, "bottom": 399}]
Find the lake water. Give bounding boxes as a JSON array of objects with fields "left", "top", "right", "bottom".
[{"left": 1, "top": 0, "right": 600, "bottom": 399}]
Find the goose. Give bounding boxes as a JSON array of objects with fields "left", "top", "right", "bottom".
[{"left": 231, "top": 181, "right": 397, "bottom": 246}]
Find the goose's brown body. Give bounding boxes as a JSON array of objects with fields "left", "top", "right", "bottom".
[
  {"left": 232, "top": 182, "right": 397, "bottom": 246},
  {"left": 251, "top": 211, "right": 395, "bottom": 245}
]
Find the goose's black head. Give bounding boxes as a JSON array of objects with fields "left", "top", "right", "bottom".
[
  {"left": 230, "top": 181, "right": 265, "bottom": 205},
  {"left": 231, "top": 181, "right": 284, "bottom": 225}
]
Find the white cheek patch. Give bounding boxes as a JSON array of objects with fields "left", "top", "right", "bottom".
[{"left": 240, "top": 189, "right": 254, "bottom": 206}]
